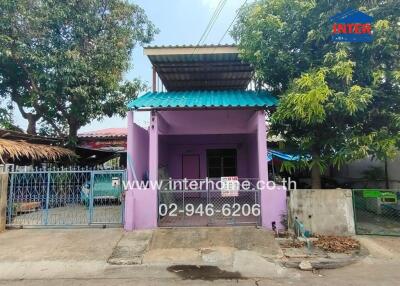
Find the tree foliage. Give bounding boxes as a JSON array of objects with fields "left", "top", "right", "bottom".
[
  {"left": 0, "top": 107, "right": 17, "bottom": 130},
  {"left": 233, "top": 0, "right": 399, "bottom": 188},
  {"left": 0, "top": 0, "right": 157, "bottom": 142}
]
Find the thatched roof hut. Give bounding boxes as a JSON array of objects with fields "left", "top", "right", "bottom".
[
  {"left": 0, "top": 138, "right": 76, "bottom": 164},
  {"left": 0, "top": 129, "right": 76, "bottom": 164}
]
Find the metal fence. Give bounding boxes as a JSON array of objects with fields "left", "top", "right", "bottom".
[
  {"left": 6, "top": 168, "right": 126, "bottom": 228},
  {"left": 158, "top": 178, "right": 261, "bottom": 227},
  {"left": 353, "top": 189, "right": 400, "bottom": 236}
]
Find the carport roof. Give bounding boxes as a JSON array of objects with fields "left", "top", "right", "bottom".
[
  {"left": 127, "top": 90, "right": 278, "bottom": 110},
  {"left": 144, "top": 45, "right": 253, "bottom": 91}
]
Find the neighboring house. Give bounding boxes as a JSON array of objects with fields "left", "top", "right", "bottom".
[
  {"left": 78, "top": 128, "right": 127, "bottom": 152},
  {"left": 78, "top": 128, "right": 127, "bottom": 167},
  {"left": 124, "top": 45, "right": 286, "bottom": 230}
]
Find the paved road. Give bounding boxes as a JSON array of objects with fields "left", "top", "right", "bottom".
[
  {"left": 1, "top": 257, "right": 400, "bottom": 285},
  {"left": 1, "top": 228, "right": 400, "bottom": 285}
]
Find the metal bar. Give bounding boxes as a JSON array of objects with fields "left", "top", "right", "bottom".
[
  {"left": 7, "top": 173, "right": 14, "bottom": 224},
  {"left": 8, "top": 169, "right": 126, "bottom": 175},
  {"left": 157, "top": 186, "right": 160, "bottom": 226},
  {"left": 258, "top": 190, "right": 261, "bottom": 226},
  {"left": 352, "top": 190, "right": 358, "bottom": 235},
  {"left": 44, "top": 172, "right": 51, "bottom": 225},
  {"left": 207, "top": 186, "right": 210, "bottom": 225},
  {"left": 89, "top": 171, "right": 95, "bottom": 225},
  {"left": 152, "top": 67, "right": 157, "bottom": 92},
  {"left": 121, "top": 171, "right": 126, "bottom": 225},
  {"left": 182, "top": 190, "right": 185, "bottom": 226}
]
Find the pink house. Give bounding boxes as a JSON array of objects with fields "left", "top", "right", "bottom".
[{"left": 125, "top": 45, "right": 286, "bottom": 230}]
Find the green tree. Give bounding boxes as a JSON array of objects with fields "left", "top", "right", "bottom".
[
  {"left": 232, "top": 0, "right": 399, "bottom": 188},
  {"left": 0, "top": 0, "right": 157, "bottom": 142},
  {"left": 0, "top": 107, "right": 20, "bottom": 131},
  {"left": 272, "top": 50, "right": 372, "bottom": 188}
]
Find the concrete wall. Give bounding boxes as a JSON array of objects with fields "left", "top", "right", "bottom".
[
  {"left": 0, "top": 173, "right": 8, "bottom": 232},
  {"left": 333, "top": 155, "right": 400, "bottom": 189},
  {"left": 289, "top": 189, "right": 355, "bottom": 236}
]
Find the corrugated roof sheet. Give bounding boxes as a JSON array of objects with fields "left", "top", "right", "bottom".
[
  {"left": 144, "top": 44, "right": 252, "bottom": 91},
  {"left": 127, "top": 90, "right": 277, "bottom": 110},
  {"left": 148, "top": 53, "right": 240, "bottom": 63},
  {"left": 78, "top": 128, "right": 127, "bottom": 138}
]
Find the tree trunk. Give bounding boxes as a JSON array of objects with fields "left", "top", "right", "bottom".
[
  {"left": 311, "top": 162, "right": 322, "bottom": 189},
  {"left": 26, "top": 114, "right": 38, "bottom": 135},
  {"left": 311, "top": 149, "right": 322, "bottom": 189},
  {"left": 384, "top": 157, "right": 390, "bottom": 189},
  {"left": 68, "top": 119, "right": 79, "bottom": 146}
]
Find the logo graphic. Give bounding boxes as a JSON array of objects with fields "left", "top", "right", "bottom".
[{"left": 330, "top": 9, "right": 373, "bottom": 42}]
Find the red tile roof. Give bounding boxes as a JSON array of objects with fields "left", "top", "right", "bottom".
[{"left": 78, "top": 128, "right": 127, "bottom": 138}]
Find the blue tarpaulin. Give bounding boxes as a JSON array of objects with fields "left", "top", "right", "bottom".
[{"left": 267, "top": 150, "right": 303, "bottom": 162}]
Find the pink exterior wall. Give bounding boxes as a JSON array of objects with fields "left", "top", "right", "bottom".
[
  {"left": 159, "top": 134, "right": 251, "bottom": 179},
  {"left": 125, "top": 111, "right": 135, "bottom": 230},
  {"left": 132, "top": 125, "right": 149, "bottom": 181},
  {"left": 125, "top": 111, "right": 156, "bottom": 230},
  {"left": 263, "top": 185, "right": 287, "bottom": 230},
  {"left": 255, "top": 110, "right": 287, "bottom": 230},
  {"left": 159, "top": 110, "right": 257, "bottom": 135},
  {"left": 125, "top": 109, "right": 287, "bottom": 231},
  {"left": 246, "top": 132, "right": 259, "bottom": 178}
]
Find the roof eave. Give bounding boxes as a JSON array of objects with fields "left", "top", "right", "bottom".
[
  {"left": 144, "top": 45, "right": 238, "bottom": 56},
  {"left": 129, "top": 105, "right": 273, "bottom": 112}
]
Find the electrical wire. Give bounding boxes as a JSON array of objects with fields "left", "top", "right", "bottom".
[
  {"left": 216, "top": 0, "right": 248, "bottom": 46},
  {"left": 193, "top": 0, "right": 228, "bottom": 54}
]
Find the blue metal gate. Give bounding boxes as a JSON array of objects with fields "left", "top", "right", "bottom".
[{"left": 6, "top": 168, "right": 125, "bottom": 228}]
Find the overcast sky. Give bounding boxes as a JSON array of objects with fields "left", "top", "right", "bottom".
[{"left": 13, "top": 0, "right": 248, "bottom": 132}]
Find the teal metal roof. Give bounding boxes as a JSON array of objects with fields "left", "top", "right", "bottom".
[{"left": 127, "top": 90, "right": 277, "bottom": 110}]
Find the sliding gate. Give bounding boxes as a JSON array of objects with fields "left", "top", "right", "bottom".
[
  {"left": 158, "top": 179, "right": 261, "bottom": 227},
  {"left": 6, "top": 169, "right": 125, "bottom": 228}
]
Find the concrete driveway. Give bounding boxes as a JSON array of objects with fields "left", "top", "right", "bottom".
[
  {"left": 0, "top": 227, "right": 287, "bottom": 280},
  {"left": 0, "top": 228, "right": 123, "bottom": 262},
  {"left": 0, "top": 228, "right": 124, "bottom": 280}
]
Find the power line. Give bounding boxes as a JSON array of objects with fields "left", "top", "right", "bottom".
[
  {"left": 193, "top": 0, "right": 228, "bottom": 54},
  {"left": 198, "top": 0, "right": 225, "bottom": 44},
  {"left": 216, "top": 0, "right": 248, "bottom": 46},
  {"left": 200, "top": 0, "right": 227, "bottom": 45}
]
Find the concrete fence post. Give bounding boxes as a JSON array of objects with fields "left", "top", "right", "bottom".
[{"left": 0, "top": 172, "right": 9, "bottom": 232}]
